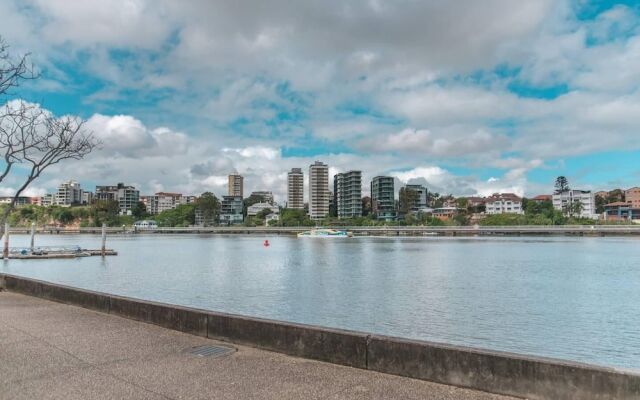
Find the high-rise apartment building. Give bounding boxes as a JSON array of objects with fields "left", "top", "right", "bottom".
[
  {"left": 308, "top": 161, "right": 329, "bottom": 219},
  {"left": 402, "top": 184, "right": 428, "bottom": 213},
  {"left": 287, "top": 168, "right": 304, "bottom": 209},
  {"left": 335, "top": 171, "right": 362, "bottom": 219},
  {"left": 55, "top": 180, "right": 83, "bottom": 206},
  {"left": 95, "top": 183, "right": 140, "bottom": 215},
  {"left": 228, "top": 174, "right": 244, "bottom": 198},
  {"left": 371, "top": 176, "right": 396, "bottom": 221}
]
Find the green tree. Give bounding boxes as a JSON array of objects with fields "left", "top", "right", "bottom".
[
  {"left": 361, "top": 196, "right": 372, "bottom": 216},
  {"left": 197, "top": 192, "right": 220, "bottom": 226},
  {"left": 242, "top": 193, "right": 264, "bottom": 217},
  {"left": 156, "top": 204, "right": 196, "bottom": 227},
  {"left": 399, "top": 187, "right": 418, "bottom": 216},
  {"left": 90, "top": 200, "right": 120, "bottom": 226},
  {"left": 279, "top": 208, "right": 315, "bottom": 227},
  {"left": 131, "top": 201, "right": 147, "bottom": 219},
  {"left": 555, "top": 176, "right": 569, "bottom": 194},
  {"left": 456, "top": 197, "right": 469, "bottom": 210}
]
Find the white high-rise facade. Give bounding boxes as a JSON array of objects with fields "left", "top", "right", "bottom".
[
  {"left": 55, "top": 180, "right": 83, "bottom": 206},
  {"left": 308, "top": 161, "right": 329, "bottom": 219},
  {"left": 335, "top": 170, "right": 362, "bottom": 219},
  {"left": 552, "top": 190, "right": 597, "bottom": 218},
  {"left": 287, "top": 168, "right": 304, "bottom": 209}
]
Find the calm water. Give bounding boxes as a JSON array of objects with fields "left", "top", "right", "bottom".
[{"left": 2, "top": 234, "right": 640, "bottom": 370}]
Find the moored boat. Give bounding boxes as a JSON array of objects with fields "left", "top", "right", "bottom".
[{"left": 297, "top": 229, "right": 350, "bottom": 238}]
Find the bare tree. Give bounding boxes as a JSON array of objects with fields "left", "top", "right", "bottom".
[
  {"left": 0, "top": 38, "right": 37, "bottom": 96},
  {"left": 0, "top": 38, "right": 98, "bottom": 235}
]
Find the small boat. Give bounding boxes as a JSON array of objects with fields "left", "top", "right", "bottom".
[{"left": 297, "top": 229, "right": 350, "bottom": 238}]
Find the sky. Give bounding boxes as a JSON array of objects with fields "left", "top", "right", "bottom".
[{"left": 1, "top": 0, "right": 640, "bottom": 202}]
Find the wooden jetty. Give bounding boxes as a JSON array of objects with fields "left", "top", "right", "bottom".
[{"left": 8, "top": 248, "right": 118, "bottom": 260}]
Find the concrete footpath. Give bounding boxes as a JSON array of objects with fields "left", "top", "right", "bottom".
[{"left": 0, "top": 292, "right": 516, "bottom": 400}]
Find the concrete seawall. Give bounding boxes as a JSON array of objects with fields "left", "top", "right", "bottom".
[{"left": 2, "top": 273, "right": 639, "bottom": 400}]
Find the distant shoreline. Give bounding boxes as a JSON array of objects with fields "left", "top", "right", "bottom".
[{"left": 5, "top": 225, "right": 640, "bottom": 237}]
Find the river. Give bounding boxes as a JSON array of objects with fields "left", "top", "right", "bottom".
[{"left": 2, "top": 234, "right": 639, "bottom": 370}]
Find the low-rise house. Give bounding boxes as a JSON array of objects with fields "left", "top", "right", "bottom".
[
  {"left": 432, "top": 207, "right": 460, "bottom": 221},
  {"left": 133, "top": 220, "right": 158, "bottom": 229},
  {"left": 0, "top": 196, "right": 32, "bottom": 206},
  {"left": 247, "top": 202, "right": 278, "bottom": 217},
  {"left": 485, "top": 193, "right": 523, "bottom": 214},
  {"left": 531, "top": 194, "right": 552, "bottom": 203},
  {"left": 466, "top": 196, "right": 486, "bottom": 208},
  {"left": 602, "top": 202, "right": 640, "bottom": 222}
]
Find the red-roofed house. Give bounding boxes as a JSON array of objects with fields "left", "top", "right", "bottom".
[{"left": 485, "top": 193, "right": 523, "bottom": 214}]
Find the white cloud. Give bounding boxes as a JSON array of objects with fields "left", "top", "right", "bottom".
[
  {"left": 3, "top": 0, "right": 640, "bottom": 198},
  {"left": 86, "top": 114, "right": 188, "bottom": 157}
]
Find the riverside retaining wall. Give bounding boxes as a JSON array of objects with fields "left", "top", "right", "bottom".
[{"left": 2, "top": 273, "right": 639, "bottom": 400}]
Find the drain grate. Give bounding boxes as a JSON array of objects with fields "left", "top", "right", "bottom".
[{"left": 187, "top": 344, "right": 235, "bottom": 358}]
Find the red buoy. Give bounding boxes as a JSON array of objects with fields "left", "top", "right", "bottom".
[{"left": 263, "top": 239, "right": 270, "bottom": 247}]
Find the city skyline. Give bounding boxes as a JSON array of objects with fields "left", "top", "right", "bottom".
[{"left": 1, "top": 1, "right": 640, "bottom": 203}]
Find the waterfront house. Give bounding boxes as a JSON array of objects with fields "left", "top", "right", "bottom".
[
  {"left": 602, "top": 202, "right": 640, "bottom": 222},
  {"left": 485, "top": 193, "right": 523, "bottom": 215},
  {"left": 552, "top": 190, "right": 597, "bottom": 219},
  {"left": 432, "top": 207, "right": 461, "bottom": 221},
  {"left": 531, "top": 194, "right": 552, "bottom": 203},
  {"left": 134, "top": 220, "right": 158, "bottom": 229}
]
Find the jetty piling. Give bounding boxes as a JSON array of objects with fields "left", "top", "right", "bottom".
[
  {"left": 3, "top": 223, "right": 9, "bottom": 259},
  {"left": 30, "top": 222, "right": 36, "bottom": 251},
  {"left": 101, "top": 223, "right": 107, "bottom": 257}
]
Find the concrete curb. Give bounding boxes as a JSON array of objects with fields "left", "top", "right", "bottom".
[{"left": 2, "top": 273, "right": 639, "bottom": 400}]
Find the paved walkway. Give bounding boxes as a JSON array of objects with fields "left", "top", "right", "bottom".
[{"left": 0, "top": 291, "right": 517, "bottom": 400}]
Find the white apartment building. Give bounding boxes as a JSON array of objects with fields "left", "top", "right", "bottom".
[
  {"left": 308, "top": 161, "right": 329, "bottom": 219},
  {"left": 247, "top": 202, "right": 279, "bottom": 217},
  {"left": 142, "top": 192, "right": 197, "bottom": 215},
  {"left": 287, "top": 168, "right": 304, "bottom": 209},
  {"left": 55, "top": 180, "right": 83, "bottom": 206},
  {"left": 41, "top": 194, "right": 55, "bottom": 206},
  {"left": 485, "top": 193, "right": 524, "bottom": 214},
  {"left": 552, "top": 190, "right": 597, "bottom": 218}
]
